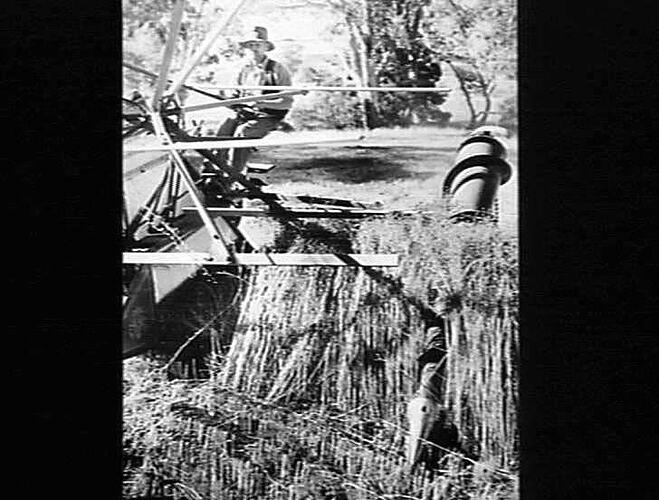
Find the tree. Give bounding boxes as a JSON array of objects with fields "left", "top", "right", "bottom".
[
  {"left": 122, "top": 0, "right": 241, "bottom": 94},
  {"left": 422, "top": 0, "right": 516, "bottom": 128},
  {"left": 364, "top": 0, "right": 447, "bottom": 127},
  {"left": 278, "top": 0, "right": 447, "bottom": 128}
]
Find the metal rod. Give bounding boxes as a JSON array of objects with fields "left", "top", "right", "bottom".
[
  {"left": 181, "top": 207, "right": 413, "bottom": 218},
  {"left": 195, "top": 84, "right": 452, "bottom": 93},
  {"left": 150, "top": 113, "right": 235, "bottom": 261},
  {"left": 123, "top": 251, "right": 399, "bottom": 267},
  {"left": 182, "top": 90, "right": 306, "bottom": 113},
  {"left": 124, "top": 134, "right": 365, "bottom": 152},
  {"left": 151, "top": 0, "right": 186, "bottom": 110},
  {"left": 167, "top": 0, "right": 251, "bottom": 96},
  {"left": 155, "top": 161, "right": 173, "bottom": 214},
  {"left": 168, "top": 165, "right": 182, "bottom": 217}
]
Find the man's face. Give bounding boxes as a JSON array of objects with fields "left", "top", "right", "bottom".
[{"left": 245, "top": 42, "right": 268, "bottom": 62}]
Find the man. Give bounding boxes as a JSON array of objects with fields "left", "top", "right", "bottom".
[{"left": 214, "top": 26, "right": 294, "bottom": 178}]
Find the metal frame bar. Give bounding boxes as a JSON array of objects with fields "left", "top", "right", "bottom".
[
  {"left": 123, "top": 251, "right": 399, "bottom": 267},
  {"left": 151, "top": 0, "right": 186, "bottom": 110},
  {"left": 181, "top": 207, "right": 402, "bottom": 218},
  {"left": 167, "top": 0, "right": 251, "bottom": 96},
  {"left": 196, "top": 84, "right": 451, "bottom": 93},
  {"left": 124, "top": 134, "right": 365, "bottom": 152},
  {"left": 150, "top": 113, "right": 235, "bottom": 261},
  {"left": 182, "top": 90, "right": 306, "bottom": 113}
]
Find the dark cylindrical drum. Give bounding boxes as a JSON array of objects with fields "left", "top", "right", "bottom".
[{"left": 442, "top": 130, "right": 512, "bottom": 223}]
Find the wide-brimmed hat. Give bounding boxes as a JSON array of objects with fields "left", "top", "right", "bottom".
[{"left": 239, "top": 26, "right": 274, "bottom": 51}]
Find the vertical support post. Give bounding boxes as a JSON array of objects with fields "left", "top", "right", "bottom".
[{"left": 152, "top": 0, "right": 186, "bottom": 110}]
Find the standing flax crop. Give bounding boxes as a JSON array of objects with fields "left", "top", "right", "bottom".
[{"left": 123, "top": 214, "right": 518, "bottom": 499}]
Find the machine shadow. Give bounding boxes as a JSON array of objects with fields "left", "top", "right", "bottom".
[{"left": 282, "top": 155, "right": 436, "bottom": 184}]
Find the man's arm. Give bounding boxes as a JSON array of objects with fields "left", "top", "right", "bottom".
[{"left": 259, "top": 61, "right": 294, "bottom": 110}]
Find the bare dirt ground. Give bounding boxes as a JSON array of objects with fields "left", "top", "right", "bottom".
[{"left": 123, "top": 126, "right": 518, "bottom": 237}]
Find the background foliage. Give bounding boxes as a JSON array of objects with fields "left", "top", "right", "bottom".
[{"left": 123, "top": 0, "right": 516, "bottom": 130}]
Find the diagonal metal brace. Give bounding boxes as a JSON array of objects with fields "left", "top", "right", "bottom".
[
  {"left": 151, "top": 0, "right": 186, "bottom": 110},
  {"left": 151, "top": 113, "right": 237, "bottom": 263}
]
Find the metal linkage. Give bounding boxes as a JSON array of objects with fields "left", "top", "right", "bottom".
[{"left": 160, "top": 118, "right": 310, "bottom": 233}]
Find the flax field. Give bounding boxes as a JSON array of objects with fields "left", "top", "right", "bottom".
[{"left": 123, "top": 212, "right": 519, "bottom": 499}]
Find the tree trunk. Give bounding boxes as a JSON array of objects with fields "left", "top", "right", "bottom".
[
  {"left": 346, "top": 21, "right": 371, "bottom": 129},
  {"left": 447, "top": 60, "right": 478, "bottom": 128},
  {"left": 477, "top": 90, "right": 492, "bottom": 127},
  {"left": 363, "top": 57, "right": 378, "bottom": 129},
  {"left": 475, "top": 71, "right": 494, "bottom": 127},
  {"left": 360, "top": 0, "right": 378, "bottom": 129}
]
